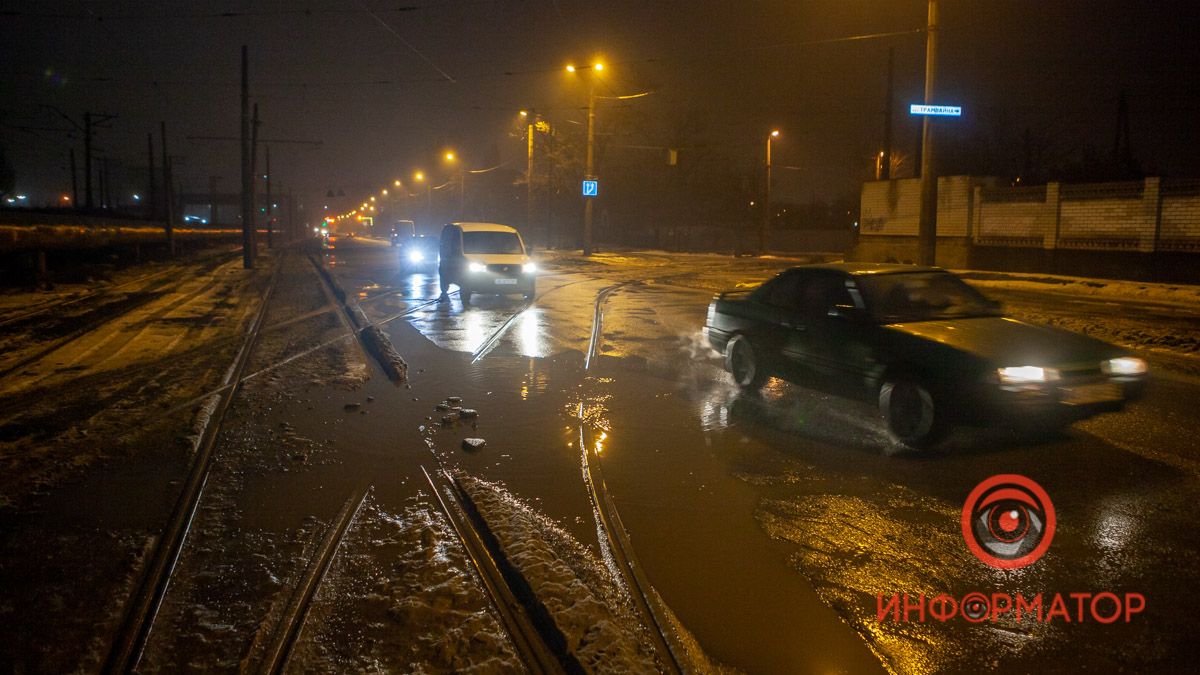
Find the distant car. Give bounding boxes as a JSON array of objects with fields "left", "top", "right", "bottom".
[
  {"left": 390, "top": 219, "right": 416, "bottom": 247},
  {"left": 704, "top": 263, "right": 1147, "bottom": 448},
  {"left": 438, "top": 222, "right": 535, "bottom": 304},
  {"left": 398, "top": 235, "right": 438, "bottom": 273}
]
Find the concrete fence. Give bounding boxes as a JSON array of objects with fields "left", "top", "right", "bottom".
[{"left": 854, "top": 175, "right": 1200, "bottom": 281}]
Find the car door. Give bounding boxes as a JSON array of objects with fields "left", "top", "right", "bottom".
[
  {"left": 749, "top": 270, "right": 814, "bottom": 380},
  {"left": 793, "top": 273, "right": 876, "bottom": 397}
]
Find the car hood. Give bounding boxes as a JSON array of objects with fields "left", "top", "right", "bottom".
[
  {"left": 464, "top": 253, "right": 529, "bottom": 265},
  {"left": 882, "top": 316, "right": 1124, "bottom": 367}
]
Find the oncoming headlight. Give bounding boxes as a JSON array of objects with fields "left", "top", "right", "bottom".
[
  {"left": 522, "top": 262, "right": 537, "bottom": 274},
  {"left": 997, "top": 366, "right": 1060, "bottom": 384},
  {"left": 407, "top": 250, "right": 424, "bottom": 263},
  {"left": 1102, "top": 356, "right": 1147, "bottom": 376},
  {"left": 468, "top": 262, "right": 487, "bottom": 273}
]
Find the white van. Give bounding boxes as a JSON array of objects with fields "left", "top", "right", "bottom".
[{"left": 438, "top": 222, "right": 536, "bottom": 304}]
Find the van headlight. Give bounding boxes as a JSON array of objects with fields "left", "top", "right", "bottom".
[
  {"left": 997, "top": 366, "right": 1059, "bottom": 384},
  {"left": 468, "top": 262, "right": 487, "bottom": 273},
  {"left": 1101, "top": 356, "right": 1147, "bottom": 376},
  {"left": 407, "top": 250, "right": 424, "bottom": 263},
  {"left": 522, "top": 262, "right": 536, "bottom": 274}
]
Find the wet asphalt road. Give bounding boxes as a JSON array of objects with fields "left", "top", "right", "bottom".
[{"left": 320, "top": 237, "right": 1199, "bottom": 673}]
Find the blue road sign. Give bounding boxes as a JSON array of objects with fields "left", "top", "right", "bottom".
[
  {"left": 910, "top": 104, "right": 962, "bottom": 117},
  {"left": 582, "top": 179, "right": 599, "bottom": 197}
]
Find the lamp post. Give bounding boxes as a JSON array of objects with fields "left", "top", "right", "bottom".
[
  {"left": 917, "top": 0, "right": 939, "bottom": 266},
  {"left": 761, "top": 129, "right": 780, "bottom": 254},
  {"left": 414, "top": 170, "right": 431, "bottom": 226},
  {"left": 567, "top": 61, "right": 603, "bottom": 256},
  {"left": 521, "top": 109, "right": 536, "bottom": 238}
]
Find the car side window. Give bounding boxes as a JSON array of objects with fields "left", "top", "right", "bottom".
[
  {"left": 760, "top": 272, "right": 805, "bottom": 309},
  {"left": 798, "top": 275, "right": 854, "bottom": 316}
]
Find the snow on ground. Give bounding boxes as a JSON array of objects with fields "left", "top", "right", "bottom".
[
  {"left": 957, "top": 270, "right": 1200, "bottom": 308},
  {"left": 289, "top": 497, "right": 521, "bottom": 672},
  {"left": 457, "top": 475, "right": 665, "bottom": 673}
]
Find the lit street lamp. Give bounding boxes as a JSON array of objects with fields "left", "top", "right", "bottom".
[
  {"left": 761, "top": 129, "right": 780, "bottom": 254},
  {"left": 566, "top": 61, "right": 604, "bottom": 256}
]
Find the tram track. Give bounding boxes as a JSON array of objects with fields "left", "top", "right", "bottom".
[{"left": 101, "top": 254, "right": 280, "bottom": 673}]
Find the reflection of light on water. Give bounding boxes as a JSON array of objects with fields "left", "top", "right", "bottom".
[
  {"left": 518, "top": 308, "right": 543, "bottom": 357},
  {"left": 698, "top": 380, "right": 740, "bottom": 431},
  {"left": 408, "top": 273, "right": 429, "bottom": 298},
  {"left": 1095, "top": 510, "right": 1136, "bottom": 552},
  {"left": 464, "top": 310, "right": 486, "bottom": 353}
]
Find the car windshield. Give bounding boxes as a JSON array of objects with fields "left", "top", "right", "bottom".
[
  {"left": 856, "top": 272, "right": 998, "bottom": 322},
  {"left": 462, "top": 231, "right": 523, "bottom": 255}
]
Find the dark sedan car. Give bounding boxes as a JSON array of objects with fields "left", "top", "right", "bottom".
[{"left": 704, "top": 263, "right": 1147, "bottom": 448}]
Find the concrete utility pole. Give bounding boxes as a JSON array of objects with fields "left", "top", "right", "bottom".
[
  {"left": 265, "top": 145, "right": 273, "bottom": 248},
  {"left": 209, "top": 176, "right": 219, "bottom": 227},
  {"left": 147, "top": 133, "right": 156, "bottom": 219},
  {"left": 84, "top": 113, "right": 93, "bottom": 209},
  {"left": 882, "top": 47, "right": 895, "bottom": 181},
  {"left": 584, "top": 80, "right": 597, "bottom": 256},
  {"left": 69, "top": 148, "right": 78, "bottom": 207},
  {"left": 526, "top": 114, "right": 535, "bottom": 236},
  {"left": 161, "top": 121, "right": 175, "bottom": 256},
  {"left": 240, "top": 45, "right": 255, "bottom": 269},
  {"left": 916, "top": 0, "right": 939, "bottom": 266},
  {"left": 250, "top": 103, "right": 260, "bottom": 261}
]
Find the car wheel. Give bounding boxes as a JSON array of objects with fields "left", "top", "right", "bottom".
[
  {"left": 879, "top": 379, "right": 946, "bottom": 449},
  {"left": 461, "top": 289, "right": 472, "bottom": 305},
  {"left": 726, "top": 335, "right": 767, "bottom": 391}
]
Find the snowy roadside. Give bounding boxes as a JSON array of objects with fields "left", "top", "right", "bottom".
[{"left": 958, "top": 270, "right": 1200, "bottom": 371}]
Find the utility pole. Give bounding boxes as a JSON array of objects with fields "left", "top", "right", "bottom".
[
  {"left": 287, "top": 187, "right": 295, "bottom": 241},
  {"left": 240, "top": 45, "right": 255, "bottom": 269},
  {"left": 265, "top": 145, "right": 273, "bottom": 248},
  {"left": 84, "top": 113, "right": 93, "bottom": 209},
  {"left": 583, "top": 79, "right": 596, "bottom": 256},
  {"left": 147, "top": 133, "right": 156, "bottom": 219},
  {"left": 761, "top": 130, "right": 779, "bottom": 254},
  {"left": 882, "top": 47, "right": 895, "bottom": 181},
  {"left": 525, "top": 112, "right": 536, "bottom": 239},
  {"left": 69, "top": 148, "right": 78, "bottom": 208},
  {"left": 99, "top": 157, "right": 109, "bottom": 209},
  {"left": 916, "top": 0, "right": 939, "bottom": 266},
  {"left": 250, "top": 103, "right": 260, "bottom": 264},
  {"left": 209, "top": 176, "right": 219, "bottom": 227},
  {"left": 161, "top": 121, "right": 175, "bottom": 256}
]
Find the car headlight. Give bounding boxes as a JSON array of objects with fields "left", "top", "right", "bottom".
[
  {"left": 522, "top": 262, "right": 536, "bottom": 274},
  {"left": 468, "top": 262, "right": 487, "bottom": 273},
  {"left": 408, "top": 250, "right": 424, "bottom": 263},
  {"left": 1102, "top": 356, "right": 1147, "bottom": 376},
  {"left": 997, "top": 366, "right": 1060, "bottom": 384}
]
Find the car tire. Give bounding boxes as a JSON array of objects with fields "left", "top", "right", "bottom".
[
  {"left": 461, "top": 288, "right": 472, "bottom": 305},
  {"left": 879, "top": 379, "right": 947, "bottom": 449},
  {"left": 726, "top": 335, "right": 767, "bottom": 391}
]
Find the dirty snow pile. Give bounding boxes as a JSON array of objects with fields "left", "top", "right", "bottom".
[
  {"left": 457, "top": 475, "right": 664, "bottom": 673},
  {"left": 290, "top": 499, "right": 521, "bottom": 672}
]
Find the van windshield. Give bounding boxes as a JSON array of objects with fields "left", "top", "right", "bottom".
[{"left": 462, "top": 231, "right": 523, "bottom": 254}]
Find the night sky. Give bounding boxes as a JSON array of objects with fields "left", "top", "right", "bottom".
[{"left": 3, "top": 1, "right": 1198, "bottom": 215}]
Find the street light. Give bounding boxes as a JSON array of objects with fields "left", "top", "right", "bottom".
[
  {"left": 761, "top": 129, "right": 780, "bottom": 254},
  {"left": 566, "top": 60, "right": 605, "bottom": 256},
  {"left": 414, "top": 170, "right": 431, "bottom": 224}
]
